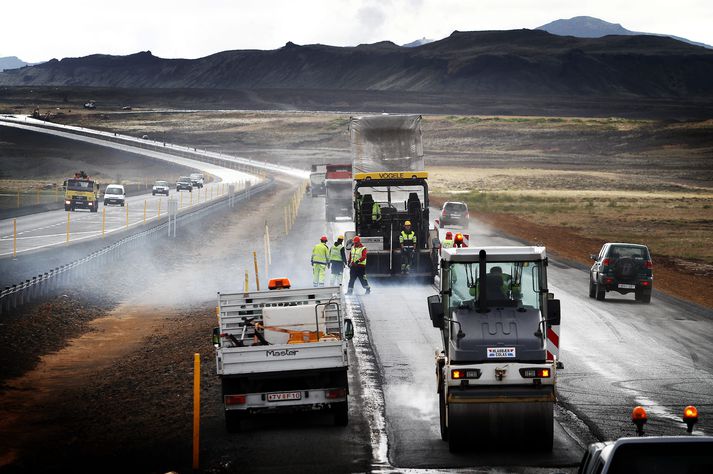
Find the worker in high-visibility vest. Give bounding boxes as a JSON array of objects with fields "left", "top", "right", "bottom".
[
  {"left": 399, "top": 220, "right": 417, "bottom": 274},
  {"left": 328, "top": 235, "right": 347, "bottom": 286},
  {"left": 372, "top": 201, "right": 382, "bottom": 222},
  {"left": 346, "top": 236, "right": 370, "bottom": 295},
  {"left": 311, "top": 235, "right": 330, "bottom": 287}
]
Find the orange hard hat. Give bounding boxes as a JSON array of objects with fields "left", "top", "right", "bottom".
[
  {"left": 353, "top": 235, "right": 361, "bottom": 243},
  {"left": 320, "top": 235, "right": 328, "bottom": 242},
  {"left": 445, "top": 231, "right": 453, "bottom": 239}
]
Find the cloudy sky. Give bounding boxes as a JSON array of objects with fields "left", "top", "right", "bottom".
[{"left": 3, "top": 0, "right": 712, "bottom": 62}]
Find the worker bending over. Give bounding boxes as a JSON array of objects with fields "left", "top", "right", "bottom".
[{"left": 329, "top": 235, "right": 347, "bottom": 286}]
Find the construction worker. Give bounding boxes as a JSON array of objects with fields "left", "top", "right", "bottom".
[
  {"left": 399, "top": 220, "right": 417, "bottom": 274},
  {"left": 442, "top": 231, "right": 454, "bottom": 249},
  {"left": 346, "top": 236, "right": 370, "bottom": 295},
  {"left": 329, "top": 235, "right": 347, "bottom": 286},
  {"left": 454, "top": 232, "right": 467, "bottom": 248},
  {"left": 372, "top": 200, "right": 382, "bottom": 223},
  {"left": 311, "top": 235, "right": 330, "bottom": 287},
  {"left": 354, "top": 191, "right": 363, "bottom": 226}
]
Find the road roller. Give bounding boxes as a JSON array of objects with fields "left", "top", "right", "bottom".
[{"left": 427, "top": 246, "right": 562, "bottom": 452}]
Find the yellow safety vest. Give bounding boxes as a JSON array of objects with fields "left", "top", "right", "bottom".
[
  {"left": 312, "top": 243, "right": 329, "bottom": 264},
  {"left": 372, "top": 202, "right": 381, "bottom": 222},
  {"left": 442, "top": 239, "right": 454, "bottom": 248},
  {"left": 351, "top": 246, "right": 367, "bottom": 266},
  {"left": 329, "top": 243, "right": 344, "bottom": 262},
  {"left": 400, "top": 230, "right": 416, "bottom": 245}
]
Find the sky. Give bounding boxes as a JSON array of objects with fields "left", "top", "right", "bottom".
[{"left": 2, "top": 0, "right": 712, "bottom": 63}]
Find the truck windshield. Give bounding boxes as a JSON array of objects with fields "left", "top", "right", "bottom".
[
  {"left": 358, "top": 185, "right": 424, "bottom": 211},
  {"left": 105, "top": 187, "right": 123, "bottom": 195},
  {"left": 449, "top": 261, "right": 541, "bottom": 311},
  {"left": 155, "top": 181, "right": 168, "bottom": 187},
  {"left": 66, "top": 179, "right": 94, "bottom": 191}
]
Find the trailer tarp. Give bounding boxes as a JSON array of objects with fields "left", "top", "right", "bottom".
[{"left": 349, "top": 114, "right": 423, "bottom": 174}]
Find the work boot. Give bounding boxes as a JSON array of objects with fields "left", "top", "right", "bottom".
[{"left": 365, "top": 287, "right": 371, "bottom": 295}]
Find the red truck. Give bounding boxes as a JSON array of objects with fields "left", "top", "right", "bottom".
[{"left": 325, "top": 164, "right": 352, "bottom": 222}]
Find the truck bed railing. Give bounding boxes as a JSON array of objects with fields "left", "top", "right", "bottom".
[{"left": 217, "top": 287, "right": 344, "bottom": 348}]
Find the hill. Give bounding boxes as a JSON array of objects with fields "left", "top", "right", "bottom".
[
  {"left": 537, "top": 16, "right": 712, "bottom": 49},
  {"left": 1, "top": 29, "right": 713, "bottom": 98}
]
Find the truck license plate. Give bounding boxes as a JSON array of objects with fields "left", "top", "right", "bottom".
[
  {"left": 618, "top": 284, "right": 635, "bottom": 289},
  {"left": 267, "top": 392, "right": 302, "bottom": 402}
]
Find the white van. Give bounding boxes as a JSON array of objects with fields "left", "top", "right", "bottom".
[{"left": 103, "top": 184, "right": 126, "bottom": 206}]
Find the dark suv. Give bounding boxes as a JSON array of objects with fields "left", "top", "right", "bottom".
[
  {"left": 176, "top": 177, "right": 193, "bottom": 192},
  {"left": 440, "top": 201, "right": 469, "bottom": 227},
  {"left": 589, "top": 243, "right": 653, "bottom": 303}
]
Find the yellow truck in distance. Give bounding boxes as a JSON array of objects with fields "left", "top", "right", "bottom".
[{"left": 63, "top": 171, "right": 99, "bottom": 212}]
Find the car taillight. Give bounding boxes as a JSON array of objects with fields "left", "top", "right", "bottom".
[
  {"left": 224, "top": 395, "right": 246, "bottom": 405},
  {"left": 602, "top": 258, "right": 610, "bottom": 266},
  {"left": 641, "top": 281, "right": 650, "bottom": 286},
  {"left": 644, "top": 260, "right": 653, "bottom": 269},
  {"left": 326, "top": 388, "right": 346, "bottom": 399}
]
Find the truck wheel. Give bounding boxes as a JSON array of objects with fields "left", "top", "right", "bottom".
[
  {"left": 121, "top": 202, "right": 125, "bottom": 207},
  {"left": 588, "top": 279, "right": 596, "bottom": 298},
  {"left": 333, "top": 401, "right": 348, "bottom": 427},
  {"left": 595, "top": 282, "right": 606, "bottom": 301},
  {"left": 91, "top": 204, "right": 98, "bottom": 213},
  {"left": 225, "top": 411, "right": 243, "bottom": 433},
  {"left": 64, "top": 205, "right": 70, "bottom": 211},
  {"left": 439, "top": 389, "right": 448, "bottom": 441}
]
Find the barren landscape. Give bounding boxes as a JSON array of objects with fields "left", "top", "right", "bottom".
[{"left": 2, "top": 101, "right": 713, "bottom": 473}]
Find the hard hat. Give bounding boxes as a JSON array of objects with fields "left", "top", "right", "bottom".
[
  {"left": 445, "top": 231, "right": 453, "bottom": 239},
  {"left": 337, "top": 235, "right": 344, "bottom": 240},
  {"left": 454, "top": 232, "right": 464, "bottom": 241},
  {"left": 404, "top": 220, "right": 412, "bottom": 226},
  {"left": 320, "top": 235, "right": 328, "bottom": 242},
  {"left": 353, "top": 236, "right": 361, "bottom": 243}
]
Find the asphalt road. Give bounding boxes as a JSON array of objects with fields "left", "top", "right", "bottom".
[{"left": 319, "top": 203, "right": 713, "bottom": 472}]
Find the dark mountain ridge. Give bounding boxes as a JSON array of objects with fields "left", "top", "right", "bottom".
[{"left": 2, "top": 29, "right": 713, "bottom": 98}]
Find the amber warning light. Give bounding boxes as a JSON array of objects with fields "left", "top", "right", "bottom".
[
  {"left": 683, "top": 405, "right": 698, "bottom": 433},
  {"left": 631, "top": 406, "right": 648, "bottom": 436},
  {"left": 268, "top": 278, "right": 291, "bottom": 290}
]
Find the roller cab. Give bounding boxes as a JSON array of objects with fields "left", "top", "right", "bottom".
[{"left": 430, "top": 247, "right": 562, "bottom": 452}]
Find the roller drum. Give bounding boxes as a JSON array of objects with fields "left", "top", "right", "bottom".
[{"left": 447, "top": 400, "right": 553, "bottom": 452}]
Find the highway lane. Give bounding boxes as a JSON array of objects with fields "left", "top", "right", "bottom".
[
  {"left": 0, "top": 181, "right": 250, "bottom": 256},
  {"left": 0, "top": 117, "right": 305, "bottom": 257}
]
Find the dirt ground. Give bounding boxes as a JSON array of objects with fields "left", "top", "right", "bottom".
[
  {"left": 0, "top": 176, "right": 306, "bottom": 473},
  {"left": 465, "top": 209, "right": 713, "bottom": 309}
]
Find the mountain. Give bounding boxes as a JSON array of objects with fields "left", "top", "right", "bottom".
[
  {"left": 402, "top": 38, "right": 435, "bottom": 48},
  {"left": 537, "top": 16, "right": 712, "bottom": 49},
  {"left": 0, "top": 56, "right": 30, "bottom": 72},
  {"left": 1, "top": 30, "right": 713, "bottom": 98}
]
